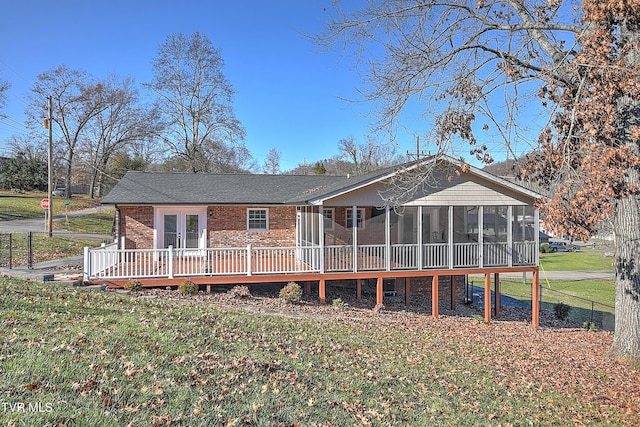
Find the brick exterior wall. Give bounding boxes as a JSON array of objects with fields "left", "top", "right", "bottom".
[
  {"left": 118, "top": 206, "right": 154, "bottom": 249},
  {"left": 116, "top": 205, "right": 298, "bottom": 249},
  {"left": 207, "top": 205, "right": 297, "bottom": 248}
]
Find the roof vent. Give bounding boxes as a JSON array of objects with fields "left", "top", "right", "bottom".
[{"left": 347, "top": 173, "right": 350, "bottom": 179}]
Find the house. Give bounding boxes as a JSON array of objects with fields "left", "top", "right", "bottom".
[{"left": 85, "top": 156, "right": 542, "bottom": 325}]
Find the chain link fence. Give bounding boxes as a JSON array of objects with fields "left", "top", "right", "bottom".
[
  {"left": 0, "top": 232, "right": 109, "bottom": 270},
  {"left": 488, "top": 279, "right": 615, "bottom": 331}
]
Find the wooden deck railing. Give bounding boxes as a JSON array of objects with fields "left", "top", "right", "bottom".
[{"left": 84, "top": 242, "right": 538, "bottom": 281}]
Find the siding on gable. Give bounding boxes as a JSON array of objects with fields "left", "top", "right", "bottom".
[
  {"left": 324, "top": 169, "right": 533, "bottom": 207},
  {"left": 406, "top": 180, "right": 530, "bottom": 206}
]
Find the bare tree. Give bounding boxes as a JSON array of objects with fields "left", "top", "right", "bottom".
[
  {"left": 82, "top": 75, "right": 160, "bottom": 197},
  {"left": 0, "top": 78, "right": 8, "bottom": 118},
  {"left": 263, "top": 147, "right": 281, "bottom": 174},
  {"left": 322, "top": 1, "right": 640, "bottom": 358},
  {"left": 145, "top": 32, "right": 248, "bottom": 173},
  {"left": 338, "top": 135, "right": 400, "bottom": 175},
  {"left": 27, "top": 65, "right": 109, "bottom": 197}
]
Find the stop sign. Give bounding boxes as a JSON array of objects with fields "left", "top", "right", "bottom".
[{"left": 40, "top": 198, "right": 49, "bottom": 209}]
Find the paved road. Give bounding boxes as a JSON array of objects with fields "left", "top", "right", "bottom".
[
  {"left": 0, "top": 206, "right": 114, "bottom": 282},
  {"left": 0, "top": 205, "right": 114, "bottom": 239}
]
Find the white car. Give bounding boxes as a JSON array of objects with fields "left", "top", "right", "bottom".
[
  {"left": 52, "top": 188, "right": 65, "bottom": 197},
  {"left": 549, "top": 241, "right": 578, "bottom": 252}
]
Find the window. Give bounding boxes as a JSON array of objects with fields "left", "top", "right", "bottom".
[
  {"left": 346, "top": 208, "right": 364, "bottom": 229},
  {"left": 322, "top": 208, "right": 335, "bottom": 230},
  {"left": 247, "top": 209, "right": 268, "bottom": 231}
]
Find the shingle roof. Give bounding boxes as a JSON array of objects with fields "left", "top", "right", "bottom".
[
  {"left": 102, "top": 156, "right": 541, "bottom": 206},
  {"left": 101, "top": 171, "right": 350, "bottom": 205}
]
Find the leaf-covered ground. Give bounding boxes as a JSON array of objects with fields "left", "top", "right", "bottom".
[{"left": 1, "top": 278, "right": 639, "bottom": 426}]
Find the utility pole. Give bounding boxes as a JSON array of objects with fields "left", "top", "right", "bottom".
[
  {"left": 46, "top": 96, "right": 53, "bottom": 237},
  {"left": 406, "top": 135, "right": 427, "bottom": 160}
]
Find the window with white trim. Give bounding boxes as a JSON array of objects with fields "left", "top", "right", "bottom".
[
  {"left": 346, "top": 208, "right": 364, "bottom": 229},
  {"left": 247, "top": 208, "right": 268, "bottom": 231},
  {"left": 322, "top": 208, "right": 335, "bottom": 230}
]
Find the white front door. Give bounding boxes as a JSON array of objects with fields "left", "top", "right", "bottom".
[{"left": 156, "top": 208, "right": 206, "bottom": 250}]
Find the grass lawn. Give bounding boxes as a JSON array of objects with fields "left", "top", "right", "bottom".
[
  {"left": 540, "top": 249, "right": 615, "bottom": 271},
  {"left": 53, "top": 209, "right": 115, "bottom": 235},
  {"left": 498, "top": 279, "right": 616, "bottom": 330},
  {"left": 0, "top": 233, "right": 102, "bottom": 266},
  {"left": 0, "top": 191, "right": 101, "bottom": 221},
  {"left": 1, "top": 278, "right": 638, "bottom": 426}
]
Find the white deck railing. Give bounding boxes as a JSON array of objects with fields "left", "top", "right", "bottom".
[{"left": 84, "top": 241, "right": 538, "bottom": 281}]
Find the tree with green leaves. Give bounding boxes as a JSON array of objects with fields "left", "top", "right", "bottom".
[{"left": 322, "top": 0, "right": 640, "bottom": 358}]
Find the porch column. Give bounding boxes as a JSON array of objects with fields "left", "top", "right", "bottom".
[
  {"left": 478, "top": 206, "right": 484, "bottom": 269},
  {"left": 319, "top": 279, "right": 326, "bottom": 305},
  {"left": 484, "top": 273, "right": 491, "bottom": 323},
  {"left": 534, "top": 208, "right": 540, "bottom": 266},
  {"left": 448, "top": 206, "right": 454, "bottom": 269},
  {"left": 417, "top": 206, "right": 423, "bottom": 271},
  {"left": 385, "top": 205, "right": 391, "bottom": 271},
  {"left": 494, "top": 272, "right": 501, "bottom": 317},
  {"left": 431, "top": 275, "right": 439, "bottom": 317},
  {"left": 352, "top": 205, "right": 358, "bottom": 273},
  {"left": 507, "top": 206, "right": 513, "bottom": 267},
  {"left": 319, "top": 206, "right": 325, "bottom": 274},
  {"left": 405, "top": 277, "right": 411, "bottom": 306},
  {"left": 532, "top": 269, "right": 540, "bottom": 327},
  {"left": 356, "top": 278, "right": 362, "bottom": 301},
  {"left": 376, "top": 276, "right": 383, "bottom": 306}
]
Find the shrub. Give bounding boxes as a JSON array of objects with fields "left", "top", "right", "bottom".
[
  {"left": 229, "top": 285, "right": 251, "bottom": 298},
  {"left": 553, "top": 302, "right": 572, "bottom": 320},
  {"left": 124, "top": 280, "right": 143, "bottom": 292},
  {"left": 332, "top": 298, "right": 346, "bottom": 308},
  {"left": 583, "top": 321, "right": 597, "bottom": 331},
  {"left": 540, "top": 243, "right": 551, "bottom": 253},
  {"left": 279, "top": 282, "right": 302, "bottom": 304},
  {"left": 178, "top": 280, "right": 198, "bottom": 295}
]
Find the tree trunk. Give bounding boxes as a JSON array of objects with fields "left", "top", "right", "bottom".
[
  {"left": 65, "top": 152, "right": 73, "bottom": 198},
  {"left": 612, "top": 193, "right": 640, "bottom": 358},
  {"left": 612, "top": 89, "right": 640, "bottom": 358}
]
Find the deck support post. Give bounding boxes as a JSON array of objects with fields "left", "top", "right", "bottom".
[
  {"left": 356, "top": 279, "right": 362, "bottom": 301},
  {"left": 207, "top": 284, "right": 211, "bottom": 293},
  {"left": 494, "top": 273, "right": 500, "bottom": 317},
  {"left": 405, "top": 277, "right": 411, "bottom": 306},
  {"left": 532, "top": 270, "right": 540, "bottom": 327},
  {"left": 450, "top": 275, "right": 456, "bottom": 310},
  {"left": 431, "top": 275, "right": 439, "bottom": 318},
  {"left": 484, "top": 273, "right": 492, "bottom": 323},
  {"left": 376, "top": 277, "right": 383, "bottom": 306},
  {"left": 319, "top": 279, "right": 326, "bottom": 305}
]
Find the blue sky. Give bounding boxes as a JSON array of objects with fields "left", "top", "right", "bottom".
[{"left": 0, "top": 0, "right": 421, "bottom": 171}]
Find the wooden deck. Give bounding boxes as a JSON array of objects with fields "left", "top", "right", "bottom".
[{"left": 84, "top": 244, "right": 540, "bottom": 326}]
